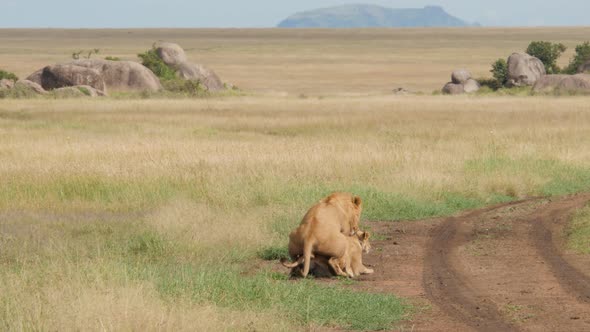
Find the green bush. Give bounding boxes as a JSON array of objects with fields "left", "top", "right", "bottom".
[
  {"left": 490, "top": 59, "right": 508, "bottom": 90},
  {"left": 564, "top": 41, "right": 590, "bottom": 74},
  {"left": 0, "top": 69, "right": 18, "bottom": 82},
  {"left": 477, "top": 78, "right": 502, "bottom": 91},
  {"left": 162, "top": 79, "right": 206, "bottom": 96},
  {"left": 138, "top": 47, "right": 177, "bottom": 81},
  {"left": 525, "top": 41, "right": 566, "bottom": 74}
]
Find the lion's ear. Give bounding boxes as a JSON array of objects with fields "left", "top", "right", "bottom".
[{"left": 353, "top": 196, "right": 362, "bottom": 207}]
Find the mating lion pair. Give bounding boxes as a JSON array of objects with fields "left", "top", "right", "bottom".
[{"left": 281, "top": 192, "right": 374, "bottom": 278}]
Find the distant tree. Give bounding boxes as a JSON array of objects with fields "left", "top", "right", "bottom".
[
  {"left": 564, "top": 41, "right": 590, "bottom": 74},
  {"left": 525, "top": 41, "right": 566, "bottom": 74}
]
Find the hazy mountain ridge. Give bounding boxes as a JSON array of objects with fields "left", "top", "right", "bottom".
[{"left": 278, "top": 4, "right": 479, "bottom": 28}]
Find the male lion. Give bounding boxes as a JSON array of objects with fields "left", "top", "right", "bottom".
[
  {"left": 284, "top": 192, "right": 363, "bottom": 278},
  {"left": 282, "top": 231, "right": 374, "bottom": 278}
]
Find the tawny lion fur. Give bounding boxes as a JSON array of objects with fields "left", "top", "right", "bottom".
[
  {"left": 282, "top": 231, "right": 374, "bottom": 278},
  {"left": 285, "top": 192, "right": 363, "bottom": 278}
]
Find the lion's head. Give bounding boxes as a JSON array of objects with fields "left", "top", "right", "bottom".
[{"left": 357, "top": 231, "right": 371, "bottom": 254}]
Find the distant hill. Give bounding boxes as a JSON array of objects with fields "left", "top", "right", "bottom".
[{"left": 278, "top": 4, "right": 479, "bottom": 28}]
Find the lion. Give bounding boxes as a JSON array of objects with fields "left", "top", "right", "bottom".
[
  {"left": 282, "top": 231, "right": 374, "bottom": 278},
  {"left": 284, "top": 192, "right": 363, "bottom": 278}
]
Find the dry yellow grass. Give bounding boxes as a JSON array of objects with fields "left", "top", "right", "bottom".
[
  {"left": 2, "top": 28, "right": 590, "bottom": 331},
  {"left": 2, "top": 28, "right": 590, "bottom": 94}
]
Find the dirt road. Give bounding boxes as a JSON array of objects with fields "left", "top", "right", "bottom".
[{"left": 357, "top": 193, "right": 590, "bottom": 331}]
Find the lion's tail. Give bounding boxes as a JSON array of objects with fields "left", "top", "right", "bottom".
[
  {"left": 280, "top": 257, "right": 303, "bottom": 268},
  {"left": 301, "top": 240, "right": 314, "bottom": 278}
]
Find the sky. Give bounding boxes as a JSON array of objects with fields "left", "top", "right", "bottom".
[{"left": 1, "top": 0, "right": 589, "bottom": 28}]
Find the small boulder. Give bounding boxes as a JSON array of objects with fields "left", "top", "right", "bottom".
[
  {"left": 463, "top": 79, "right": 480, "bottom": 93},
  {"left": 176, "top": 62, "right": 224, "bottom": 91},
  {"left": 0, "top": 79, "right": 15, "bottom": 89},
  {"left": 507, "top": 52, "right": 546, "bottom": 87},
  {"left": 155, "top": 42, "right": 187, "bottom": 67},
  {"left": 15, "top": 80, "right": 46, "bottom": 94},
  {"left": 451, "top": 69, "right": 472, "bottom": 84},
  {"left": 41, "top": 64, "right": 106, "bottom": 92},
  {"left": 442, "top": 82, "right": 464, "bottom": 95}
]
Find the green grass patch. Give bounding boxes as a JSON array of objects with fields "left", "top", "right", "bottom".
[
  {"left": 567, "top": 205, "right": 590, "bottom": 254},
  {"left": 0, "top": 212, "right": 408, "bottom": 331},
  {"left": 128, "top": 264, "right": 409, "bottom": 330}
]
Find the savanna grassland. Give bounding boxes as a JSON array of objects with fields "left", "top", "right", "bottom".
[
  {"left": 1, "top": 28, "right": 590, "bottom": 331},
  {"left": 2, "top": 27, "right": 590, "bottom": 94}
]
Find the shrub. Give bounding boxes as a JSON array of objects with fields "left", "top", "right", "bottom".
[
  {"left": 0, "top": 69, "right": 18, "bottom": 82},
  {"left": 525, "top": 41, "right": 566, "bottom": 74},
  {"left": 564, "top": 41, "right": 590, "bottom": 74},
  {"left": 487, "top": 58, "right": 508, "bottom": 89},
  {"left": 104, "top": 56, "right": 121, "bottom": 61},
  {"left": 161, "top": 79, "right": 206, "bottom": 96},
  {"left": 476, "top": 78, "right": 503, "bottom": 91},
  {"left": 137, "top": 47, "right": 177, "bottom": 81}
]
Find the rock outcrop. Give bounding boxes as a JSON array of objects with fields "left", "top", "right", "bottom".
[
  {"left": 41, "top": 64, "right": 106, "bottom": 92},
  {"left": 463, "top": 79, "right": 480, "bottom": 93},
  {"left": 506, "top": 52, "right": 545, "bottom": 87},
  {"left": 15, "top": 80, "right": 46, "bottom": 94},
  {"left": 451, "top": 69, "right": 471, "bottom": 84},
  {"left": 155, "top": 42, "right": 187, "bottom": 66},
  {"left": 442, "top": 82, "right": 465, "bottom": 95},
  {"left": 442, "top": 69, "right": 479, "bottom": 94},
  {"left": 68, "top": 59, "right": 161, "bottom": 92},
  {"left": 27, "top": 59, "right": 162, "bottom": 94},
  {"left": 533, "top": 74, "right": 590, "bottom": 93},
  {"left": 155, "top": 42, "right": 224, "bottom": 91}
]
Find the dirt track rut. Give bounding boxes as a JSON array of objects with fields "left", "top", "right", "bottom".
[{"left": 358, "top": 193, "right": 590, "bottom": 331}]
